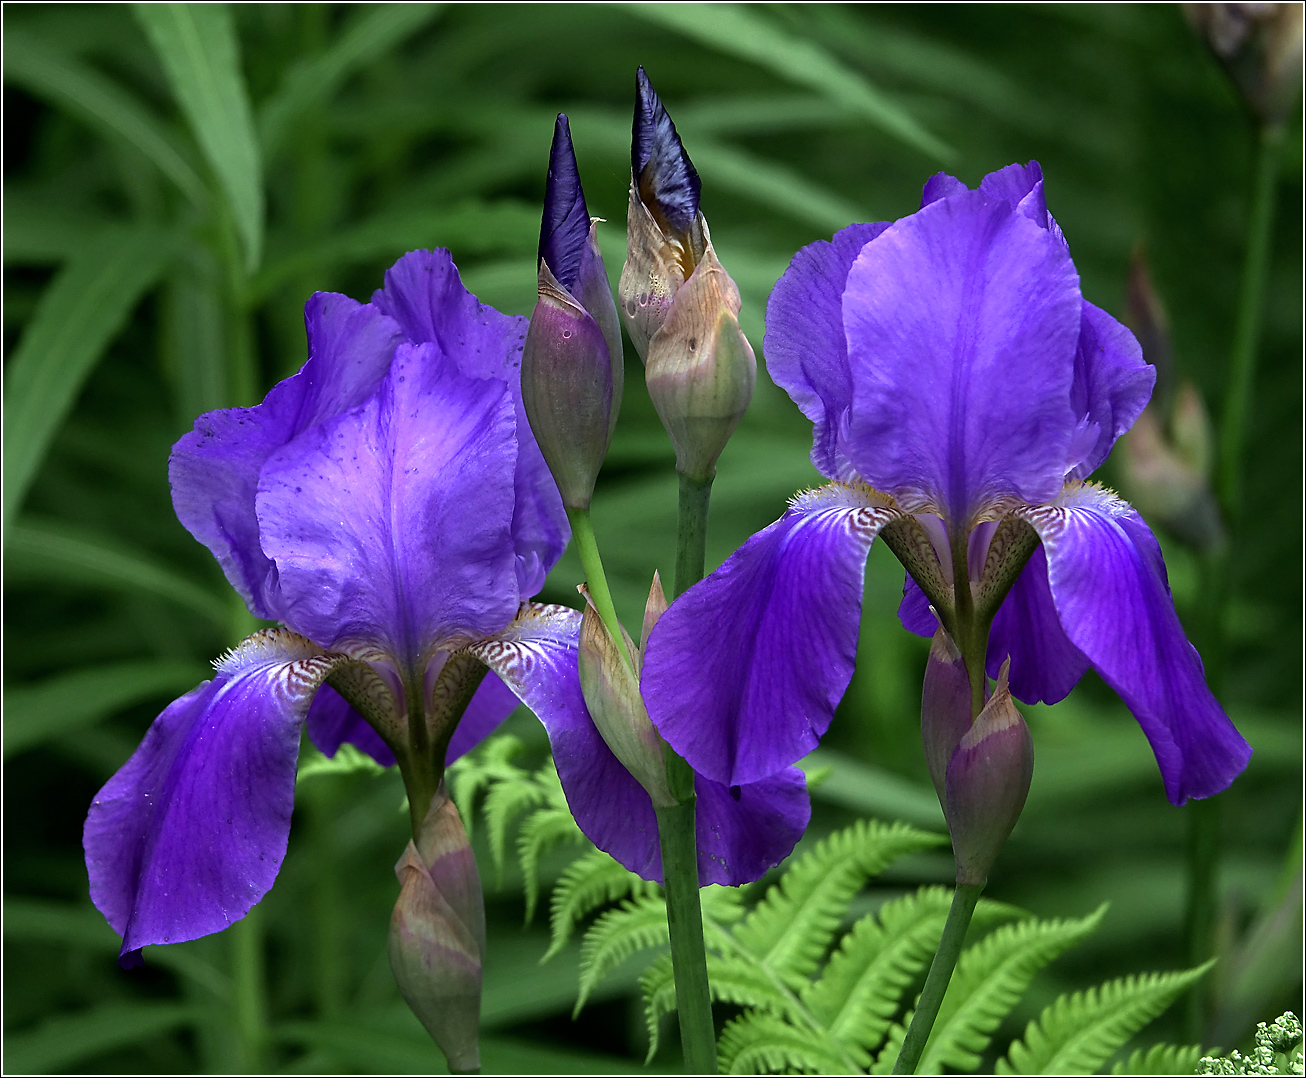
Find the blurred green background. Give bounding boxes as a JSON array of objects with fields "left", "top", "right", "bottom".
[{"left": 3, "top": 3, "right": 1300, "bottom": 1073}]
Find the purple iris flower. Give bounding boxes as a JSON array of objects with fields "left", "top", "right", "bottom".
[
  {"left": 84, "top": 250, "right": 805, "bottom": 965},
  {"left": 641, "top": 163, "right": 1252, "bottom": 807}
]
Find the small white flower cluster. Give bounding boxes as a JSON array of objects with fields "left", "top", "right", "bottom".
[{"left": 1197, "top": 1013, "right": 1304, "bottom": 1076}]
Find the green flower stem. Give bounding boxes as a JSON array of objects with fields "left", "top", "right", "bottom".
[
  {"left": 892, "top": 882, "right": 984, "bottom": 1074},
  {"left": 675, "top": 473, "right": 714, "bottom": 597},
  {"left": 231, "top": 904, "right": 269, "bottom": 1073},
  {"left": 567, "top": 506, "right": 632, "bottom": 669}
]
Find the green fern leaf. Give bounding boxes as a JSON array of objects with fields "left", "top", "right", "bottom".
[
  {"left": 1111, "top": 1042, "right": 1205, "bottom": 1075},
  {"left": 641, "top": 953, "right": 677, "bottom": 1063},
  {"left": 870, "top": 1021, "right": 907, "bottom": 1074},
  {"left": 732, "top": 820, "right": 947, "bottom": 985},
  {"left": 718, "top": 1010, "right": 856, "bottom": 1075},
  {"left": 516, "top": 805, "right": 584, "bottom": 924},
  {"left": 916, "top": 904, "right": 1108, "bottom": 1073},
  {"left": 545, "top": 848, "right": 656, "bottom": 962},
  {"left": 575, "top": 894, "right": 670, "bottom": 1015},
  {"left": 446, "top": 733, "right": 527, "bottom": 838},
  {"left": 998, "top": 961, "right": 1215, "bottom": 1075},
  {"left": 480, "top": 777, "right": 547, "bottom": 881}
]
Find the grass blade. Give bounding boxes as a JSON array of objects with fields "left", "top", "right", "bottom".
[
  {"left": 3, "top": 226, "right": 176, "bottom": 521},
  {"left": 133, "top": 2, "right": 263, "bottom": 271},
  {"left": 4, "top": 1003, "right": 196, "bottom": 1073}
]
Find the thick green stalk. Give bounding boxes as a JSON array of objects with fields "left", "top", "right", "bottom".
[
  {"left": 231, "top": 905, "right": 269, "bottom": 1073},
  {"left": 568, "top": 507, "right": 632, "bottom": 669},
  {"left": 892, "top": 883, "right": 984, "bottom": 1074},
  {"left": 674, "top": 474, "right": 714, "bottom": 596}
]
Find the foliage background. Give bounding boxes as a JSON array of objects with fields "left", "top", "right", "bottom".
[{"left": 3, "top": 3, "right": 1300, "bottom": 1073}]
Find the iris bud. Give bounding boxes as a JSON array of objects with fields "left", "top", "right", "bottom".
[
  {"left": 942, "top": 659, "right": 1034, "bottom": 887},
  {"left": 522, "top": 114, "right": 624, "bottom": 511},
  {"left": 1185, "top": 2, "right": 1303, "bottom": 129},
  {"left": 389, "top": 786, "right": 485, "bottom": 1073},
  {"left": 619, "top": 67, "right": 755, "bottom": 481},
  {"left": 577, "top": 576, "right": 677, "bottom": 808},
  {"left": 920, "top": 626, "right": 977, "bottom": 805}
]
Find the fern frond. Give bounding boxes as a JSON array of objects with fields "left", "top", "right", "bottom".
[
  {"left": 732, "top": 820, "right": 947, "bottom": 984},
  {"left": 641, "top": 953, "right": 677, "bottom": 1063},
  {"left": 719, "top": 1010, "right": 857, "bottom": 1075},
  {"left": 1111, "top": 1042, "right": 1205, "bottom": 1074},
  {"left": 870, "top": 1021, "right": 907, "bottom": 1074},
  {"left": 516, "top": 805, "right": 584, "bottom": 924},
  {"left": 481, "top": 777, "right": 548, "bottom": 881},
  {"left": 916, "top": 904, "right": 1108, "bottom": 1073},
  {"left": 446, "top": 733, "right": 527, "bottom": 838},
  {"left": 575, "top": 893, "right": 671, "bottom": 1015},
  {"left": 998, "top": 961, "right": 1215, "bottom": 1075},
  {"left": 545, "top": 847, "right": 656, "bottom": 961}
]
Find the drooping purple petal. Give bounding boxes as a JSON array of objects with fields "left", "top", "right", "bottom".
[
  {"left": 764, "top": 222, "right": 890, "bottom": 480},
  {"left": 372, "top": 250, "right": 569, "bottom": 598},
  {"left": 539, "top": 114, "right": 590, "bottom": 292},
  {"left": 632, "top": 66, "right": 700, "bottom": 235},
  {"left": 843, "top": 188, "right": 1082, "bottom": 525},
  {"left": 643, "top": 484, "right": 900, "bottom": 788},
  {"left": 897, "top": 575, "right": 937, "bottom": 637},
  {"left": 84, "top": 630, "right": 342, "bottom": 958},
  {"left": 985, "top": 544, "right": 1091, "bottom": 705},
  {"left": 305, "top": 683, "right": 396, "bottom": 767},
  {"left": 1066, "top": 301, "right": 1155, "bottom": 479},
  {"left": 470, "top": 605, "right": 808, "bottom": 884},
  {"left": 256, "top": 342, "right": 520, "bottom": 666},
  {"left": 1017, "top": 484, "right": 1252, "bottom": 804},
  {"left": 169, "top": 294, "right": 403, "bottom": 619}
]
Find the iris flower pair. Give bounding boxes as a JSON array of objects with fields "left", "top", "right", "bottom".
[
  {"left": 642, "top": 162, "right": 1251, "bottom": 806},
  {"left": 83, "top": 250, "right": 806, "bottom": 966}
]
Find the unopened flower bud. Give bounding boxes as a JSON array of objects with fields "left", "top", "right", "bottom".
[
  {"left": 1185, "top": 3, "right": 1303, "bottom": 129},
  {"left": 577, "top": 579, "right": 676, "bottom": 808},
  {"left": 920, "top": 626, "right": 975, "bottom": 806},
  {"left": 389, "top": 786, "right": 485, "bottom": 1073},
  {"left": 522, "top": 114, "right": 624, "bottom": 511},
  {"left": 943, "top": 659, "right": 1033, "bottom": 887}
]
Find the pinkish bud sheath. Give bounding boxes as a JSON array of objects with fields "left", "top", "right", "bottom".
[
  {"left": 920, "top": 626, "right": 974, "bottom": 806},
  {"left": 640, "top": 571, "right": 669, "bottom": 655},
  {"left": 389, "top": 787, "right": 485, "bottom": 1073},
  {"left": 943, "top": 660, "right": 1033, "bottom": 887}
]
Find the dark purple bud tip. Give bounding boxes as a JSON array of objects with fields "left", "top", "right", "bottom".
[
  {"left": 539, "top": 114, "right": 591, "bottom": 292},
  {"left": 119, "top": 948, "right": 145, "bottom": 970},
  {"left": 633, "top": 66, "right": 701, "bottom": 235}
]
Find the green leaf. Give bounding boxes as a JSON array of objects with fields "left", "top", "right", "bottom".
[
  {"left": 621, "top": 2, "right": 952, "bottom": 162},
  {"left": 546, "top": 847, "right": 657, "bottom": 962},
  {"left": 575, "top": 893, "right": 670, "bottom": 1015},
  {"left": 3, "top": 659, "right": 207, "bottom": 758},
  {"left": 481, "top": 768, "right": 550, "bottom": 881},
  {"left": 259, "top": 3, "right": 445, "bottom": 157},
  {"left": 640, "top": 953, "right": 677, "bottom": 1062},
  {"left": 133, "top": 3, "right": 263, "bottom": 271},
  {"left": 801, "top": 747, "right": 945, "bottom": 828},
  {"left": 5, "top": 519, "right": 229, "bottom": 628},
  {"left": 998, "top": 961, "right": 1215, "bottom": 1075},
  {"left": 917, "top": 904, "right": 1109, "bottom": 1073},
  {"left": 732, "top": 819, "right": 947, "bottom": 984},
  {"left": 296, "top": 743, "right": 388, "bottom": 785},
  {"left": 4, "top": 1002, "right": 196, "bottom": 1073},
  {"left": 3, "top": 226, "right": 176, "bottom": 522},
  {"left": 517, "top": 804, "right": 585, "bottom": 924},
  {"left": 2, "top": 28, "right": 206, "bottom": 204},
  {"left": 1111, "top": 1042, "right": 1206, "bottom": 1075},
  {"left": 446, "top": 732, "right": 529, "bottom": 839},
  {"left": 717, "top": 1010, "right": 855, "bottom": 1075}
]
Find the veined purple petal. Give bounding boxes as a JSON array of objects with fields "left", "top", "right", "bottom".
[
  {"left": 169, "top": 294, "right": 403, "bottom": 619},
  {"left": 643, "top": 483, "right": 900, "bottom": 787},
  {"left": 1018, "top": 484, "right": 1252, "bottom": 804},
  {"left": 764, "top": 222, "right": 890, "bottom": 480},
  {"left": 470, "top": 605, "right": 807, "bottom": 884},
  {"left": 373, "top": 250, "right": 569, "bottom": 597},
  {"left": 844, "top": 189, "right": 1082, "bottom": 525},
  {"left": 84, "top": 630, "right": 341, "bottom": 958},
  {"left": 1067, "top": 301, "right": 1155, "bottom": 479},
  {"left": 985, "top": 544, "right": 1091, "bottom": 705},
  {"left": 632, "top": 66, "right": 700, "bottom": 235},
  {"left": 256, "top": 342, "right": 520, "bottom": 666},
  {"left": 539, "top": 114, "right": 590, "bottom": 292},
  {"left": 305, "top": 684, "right": 396, "bottom": 767},
  {"left": 979, "top": 161, "right": 1049, "bottom": 228}
]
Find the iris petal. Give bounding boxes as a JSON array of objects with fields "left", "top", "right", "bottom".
[
  {"left": 1068, "top": 301, "right": 1155, "bottom": 479},
  {"left": 1018, "top": 484, "right": 1251, "bottom": 803},
  {"left": 471, "top": 605, "right": 808, "bottom": 884},
  {"left": 305, "top": 683, "right": 396, "bottom": 767},
  {"left": 84, "top": 630, "right": 342, "bottom": 957},
  {"left": 843, "top": 188, "right": 1082, "bottom": 524},
  {"left": 642, "top": 483, "right": 900, "bottom": 787},
  {"left": 764, "top": 222, "right": 890, "bottom": 480}
]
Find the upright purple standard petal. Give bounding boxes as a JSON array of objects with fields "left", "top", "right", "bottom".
[
  {"left": 539, "top": 114, "right": 590, "bottom": 292},
  {"left": 632, "top": 66, "right": 700, "bottom": 235},
  {"left": 170, "top": 294, "right": 403, "bottom": 619},
  {"left": 764, "top": 222, "right": 890, "bottom": 480},
  {"left": 373, "top": 250, "right": 569, "bottom": 598},
  {"left": 471, "top": 606, "right": 808, "bottom": 884},
  {"left": 84, "top": 630, "right": 343, "bottom": 958},
  {"left": 643, "top": 484, "right": 900, "bottom": 787},
  {"left": 1017, "top": 483, "right": 1252, "bottom": 803},
  {"left": 256, "top": 342, "right": 520, "bottom": 665},
  {"left": 843, "top": 189, "right": 1082, "bottom": 524}
]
